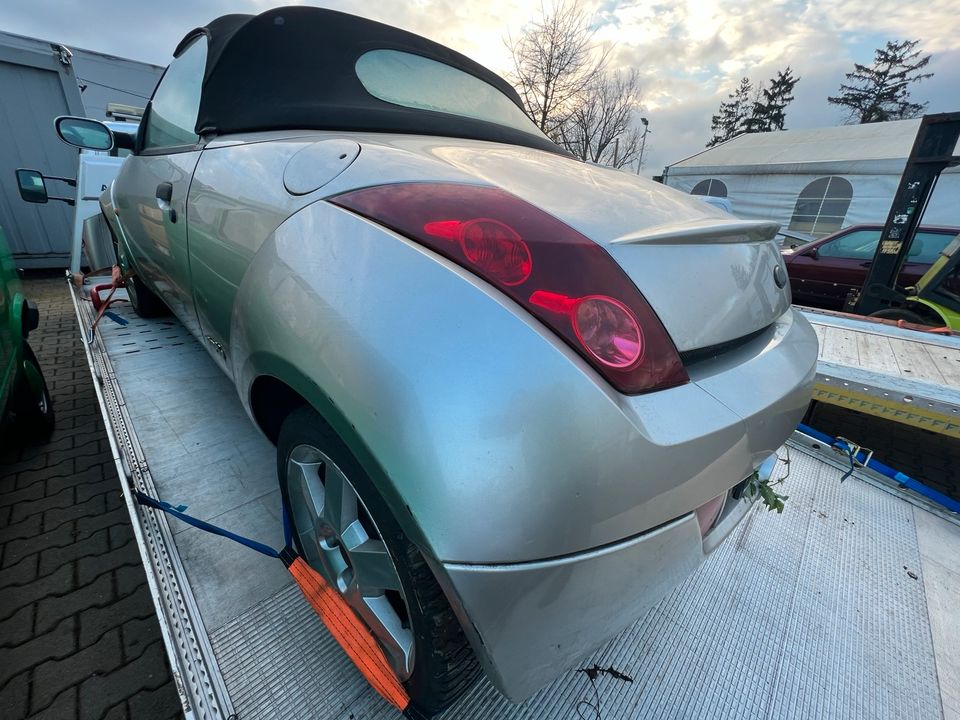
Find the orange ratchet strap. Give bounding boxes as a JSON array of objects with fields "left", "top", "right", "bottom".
[
  {"left": 285, "top": 554, "right": 411, "bottom": 712},
  {"left": 135, "top": 491, "right": 412, "bottom": 713}
]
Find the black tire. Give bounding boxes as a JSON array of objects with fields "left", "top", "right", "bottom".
[
  {"left": 277, "top": 406, "right": 479, "bottom": 716},
  {"left": 868, "top": 306, "right": 939, "bottom": 326},
  {"left": 125, "top": 273, "right": 170, "bottom": 318},
  {"left": 11, "top": 342, "right": 54, "bottom": 440}
]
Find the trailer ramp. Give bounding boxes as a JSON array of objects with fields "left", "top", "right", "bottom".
[
  {"left": 73, "top": 280, "right": 957, "bottom": 720},
  {"left": 802, "top": 308, "right": 960, "bottom": 439}
]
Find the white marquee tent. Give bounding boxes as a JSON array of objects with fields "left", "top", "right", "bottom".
[{"left": 662, "top": 119, "right": 958, "bottom": 237}]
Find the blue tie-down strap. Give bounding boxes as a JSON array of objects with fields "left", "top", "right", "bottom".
[
  {"left": 797, "top": 423, "right": 960, "bottom": 514},
  {"left": 832, "top": 438, "right": 858, "bottom": 484},
  {"left": 103, "top": 310, "right": 129, "bottom": 326},
  {"left": 133, "top": 490, "right": 282, "bottom": 559}
]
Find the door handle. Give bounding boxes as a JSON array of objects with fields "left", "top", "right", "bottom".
[{"left": 155, "top": 182, "right": 177, "bottom": 223}]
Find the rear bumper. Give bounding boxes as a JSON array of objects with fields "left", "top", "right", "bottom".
[
  {"left": 434, "top": 311, "right": 815, "bottom": 700},
  {"left": 439, "top": 456, "right": 769, "bottom": 701},
  {"left": 442, "top": 512, "right": 703, "bottom": 701}
]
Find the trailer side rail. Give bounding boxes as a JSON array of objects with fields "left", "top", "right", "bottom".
[{"left": 69, "top": 277, "right": 233, "bottom": 720}]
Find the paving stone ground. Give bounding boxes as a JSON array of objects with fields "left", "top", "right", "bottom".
[{"left": 1, "top": 275, "right": 182, "bottom": 720}]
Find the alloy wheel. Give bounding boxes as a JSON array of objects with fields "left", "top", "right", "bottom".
[{"left": 285, "top": 444, "right": 415, "bottom": 679}]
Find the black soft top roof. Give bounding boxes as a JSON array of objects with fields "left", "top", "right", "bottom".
[{"left": 174, "top": 6, "right": 564, "bottom": 155}]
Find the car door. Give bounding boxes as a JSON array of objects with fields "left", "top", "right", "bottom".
[
  {"left": 113, "top": 37, "right": 207, "bottom": 340},
  {"left": 788, "top": 228, "right": 880, "bottom": 310},
  {"left": 899, "top": 230, "right": 954, "bottom": 288}
]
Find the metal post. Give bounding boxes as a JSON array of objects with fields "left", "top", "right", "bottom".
[{"left": 637, "top": 117, "right": 650, "bottom": 175}]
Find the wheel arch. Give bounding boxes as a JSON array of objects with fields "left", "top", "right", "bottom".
[
  {"left": 911, "top": 297, "right": 951, "bottom": 326},
  {"left": 243, "top": 353, "right": 433, "bottom": 551},
  {"left": 248, "top": 373, "right": 308, "bottom": 445},
  {"left": 20, "top": 299, "right": 39, "bottom": 339}
]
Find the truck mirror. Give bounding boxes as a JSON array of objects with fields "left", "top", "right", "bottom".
[
  {"left": 16, "top": 169, "right": 48, "bottom": 204},
  {"left": 55, "top": 115, "right": 114, "bottom": 151}
]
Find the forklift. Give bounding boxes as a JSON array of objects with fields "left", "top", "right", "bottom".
[
  {"left": 865, "top": 233, "right": 960, "bottom": 330},
  {"left": 845, "top": 112, "right": 960, "bottom": 330}
]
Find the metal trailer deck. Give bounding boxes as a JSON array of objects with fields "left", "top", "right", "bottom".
[
  {"left": 72, "top": 278, "right": 960, "bottom": 720},
  {"left": 801, "top": 308, "right": 960, "bottom": 439}
]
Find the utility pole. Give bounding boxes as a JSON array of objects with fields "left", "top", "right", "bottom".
[{"left": 636, "top": 117, "right": 650, "bottom": 174}]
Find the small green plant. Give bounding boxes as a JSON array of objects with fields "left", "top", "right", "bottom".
[{"left": 744, "top": 447, "right": 790, "bottom": 513}]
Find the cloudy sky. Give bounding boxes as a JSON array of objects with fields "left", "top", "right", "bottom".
[{"left": 2, "top": 0, "right": 958, "bottom": 174}]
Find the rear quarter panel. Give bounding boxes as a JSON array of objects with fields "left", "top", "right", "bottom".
[
  {"left": 231, "top": 199, "right": 816, "bottom": 565},
  {"left": 172, "top": 134, "right": 814, "bottom": 566}
]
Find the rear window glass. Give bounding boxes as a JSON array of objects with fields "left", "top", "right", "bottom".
[{"left": 356, "top": 49, "right": 545, "bottom": 138}]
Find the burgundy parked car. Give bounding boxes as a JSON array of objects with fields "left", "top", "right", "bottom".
[{"left": 782, "top": 224, "right": 960, "bottom": 310}]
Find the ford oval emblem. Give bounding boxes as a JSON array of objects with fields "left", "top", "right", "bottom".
[{"left": 773, "top": 264, "right": 786, "bottom": 289}]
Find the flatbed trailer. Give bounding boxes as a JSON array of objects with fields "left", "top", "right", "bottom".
[
  {"left": 72, "top": 276, "right": 959, "bottom": 720},
  {"left": 801, "top": 307, "right": 960, "bottom": 439}
]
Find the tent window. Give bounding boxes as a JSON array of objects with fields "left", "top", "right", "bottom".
[
  {"left": 788, "top": 177, "right": 853, "bottom": 237},
  {"left": 690, "top": 179, "right": 727, "bottom": 197}
]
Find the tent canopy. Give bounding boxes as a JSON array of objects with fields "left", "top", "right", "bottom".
[{"left": 665, "top": 119, "right": 958, "bottom": 176}]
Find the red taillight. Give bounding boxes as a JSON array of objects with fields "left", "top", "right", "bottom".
[
  {"left": 425, "top": 218, "right": 532, "bottom": 285},
  {"left": 530, "top": 292, "right": 644, "bottom": 369},
  {"left": 330, "top": 183, "right": 688, "bottom": 394},
  {"left": 695, "top": 493, "right": 726, "bottom": 537},
  {"left": 575, "top": 296, "right": 643, "bottom": 368}
]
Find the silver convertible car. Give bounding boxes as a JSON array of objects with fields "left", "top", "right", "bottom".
[{"left": 57, "top": 6, "right": 817, "bottom": 716}]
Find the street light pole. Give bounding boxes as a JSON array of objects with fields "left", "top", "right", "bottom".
[{"left": 636, "top": 117, "right": 650, "bottom": 175}]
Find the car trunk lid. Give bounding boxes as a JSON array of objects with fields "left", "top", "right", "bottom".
[{"left": 428, "top": 142, "right": 792, "bottom": 351}]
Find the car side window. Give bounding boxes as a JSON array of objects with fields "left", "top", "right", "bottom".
[
  {"left": 142, "top": 38, "right": 207, "bottom": 151},
  {"left": 816, "top": 230, "right": 879, "bottom": 260},
  {"left": 908, "top": 231, "right": 952, "bottom": 264}
]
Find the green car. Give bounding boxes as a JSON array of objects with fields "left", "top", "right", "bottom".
[{"left": 0, "top": 225, "right": 54, "bottom": 440}]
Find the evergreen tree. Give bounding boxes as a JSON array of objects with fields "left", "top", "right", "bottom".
[
  {"left": 828, "top": 40, "right": 933, "bottom": 124},
  {"left": 747, "top": 67, "right": 799, "bottom": 132},
  {"left": 707, "top": 77, "right": 752, "bottom": 147}
]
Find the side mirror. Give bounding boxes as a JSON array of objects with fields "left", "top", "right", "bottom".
[
  {"left": 16, "top": 169, "right": 48, "bottom": 204},
  {"left": 804, "top": 247, "right": 819, "bottom": 260},
  {"left": 55, "top": 115, "right": 114, "bottom": 151}
]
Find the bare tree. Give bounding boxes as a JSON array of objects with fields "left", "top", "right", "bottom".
[
  {"left": 508, "top": 1, "right": 646, "bottom": 169},
  {"left": 507, "top": 1, "right": 607, "bottom": 139},
  {"left": 560, "top": 68, "right": 644, "bottom": 168}
]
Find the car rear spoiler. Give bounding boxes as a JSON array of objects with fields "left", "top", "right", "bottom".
[{"left": 610, "top": 219, "right": 781, "bottom": 245}]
